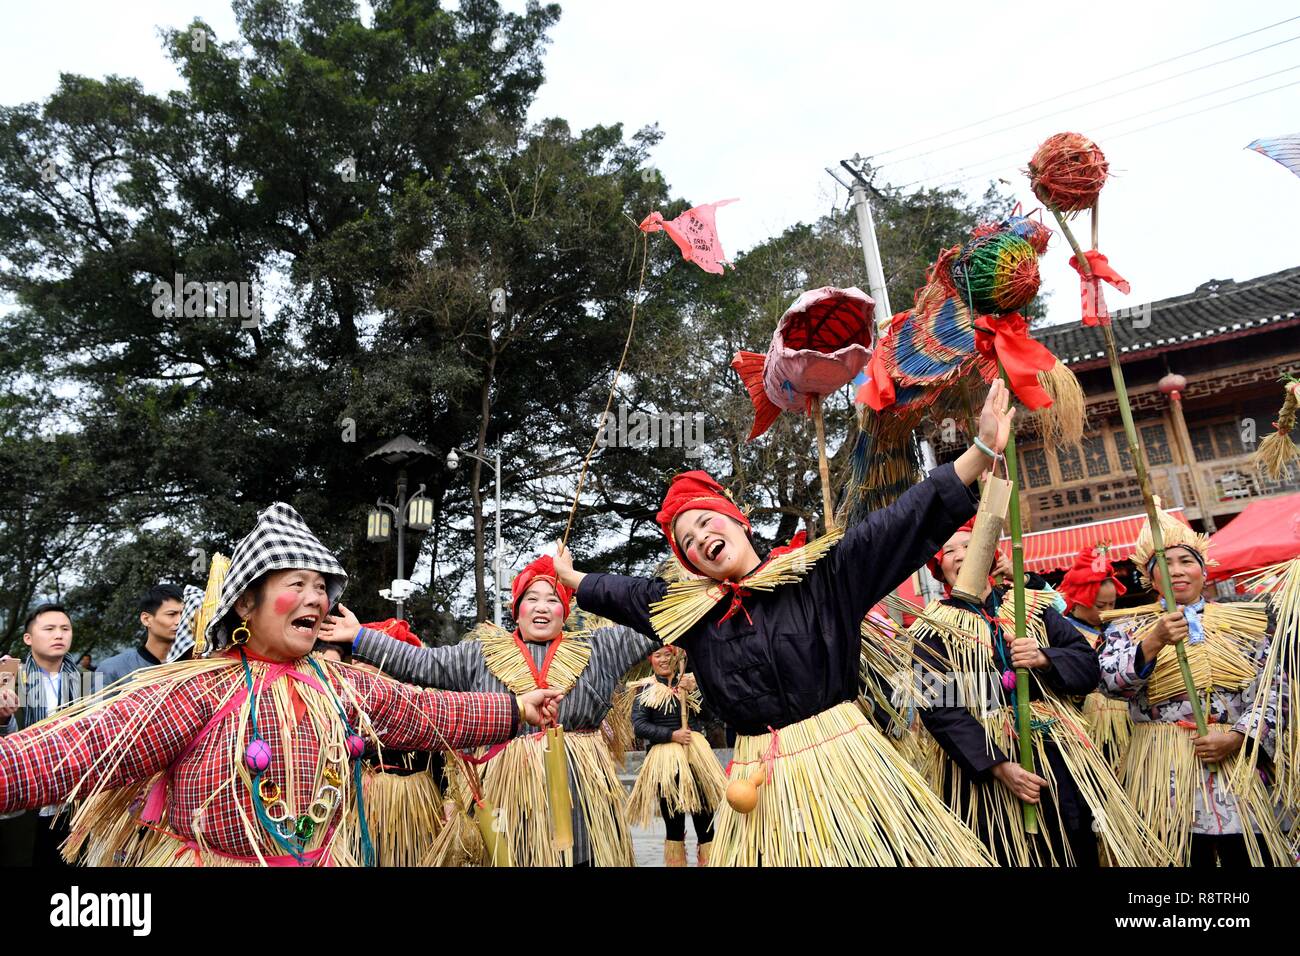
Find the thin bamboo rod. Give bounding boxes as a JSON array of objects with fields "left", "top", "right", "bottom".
[
  {"left": 677, "top": 656, "right": 690, "bottom": 731},
  {"left": 998, "top": 365, "right": 1038, "bottom": 835},
  {"left": 1050, "top": 205, "right": 1214, "bottom": 769},
  {"left": 812, "top": 401, "right": 835, "bottom": 532}
]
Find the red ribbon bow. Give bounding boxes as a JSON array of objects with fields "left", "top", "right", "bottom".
[
  {"left": 717, "top": 581, "right": 754, "bottom": 625},
  {"left": 857, "top": 346, "right": 896, "bottom": 411},
  {"left": 972, "top": 313, "right": 1056, "bottom": 410},
  {"left": 1067, "top": 250, "right": 1130, "bottom": 326}
]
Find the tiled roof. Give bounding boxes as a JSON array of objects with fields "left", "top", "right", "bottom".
[{"left": 1035, "top": 266, "right": 1300, "bottom": 368}]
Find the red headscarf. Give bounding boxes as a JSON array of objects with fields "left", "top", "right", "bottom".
[
  {"left": 655, "top": 470, "right": 751, "bottom": 573},
  {"left": 511, "top": 554, "right": 572, "bottom": 621},
  {"left": 1057, "top": 545, "right": 1127, "bottom": 610},
  {"left": 926, "top": 518, "right": 977, "bottom": 585},
  {"left": 362, "top": 618, "right": 422, "bottom": 647}
]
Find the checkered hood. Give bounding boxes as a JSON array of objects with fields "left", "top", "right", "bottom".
[
  {"left": 164, "top": 584, "right": 205, "bottom": 663},
  {"left": 202, "top": 502, "right": 348, "bottom": 655}
]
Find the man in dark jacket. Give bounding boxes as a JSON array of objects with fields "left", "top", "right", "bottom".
[
  {"left": 0, "top": 604, "right": 90, "bottom": 867},
  {"left": 96, "top": 584, "right": 184, "bottom": 687}
]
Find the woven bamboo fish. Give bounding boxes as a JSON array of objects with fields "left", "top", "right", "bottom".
[
  {"left": 731, "top": 286, "right": 875, "bottom": 440},
  {"left": 842, "top": 214, "right": 1084, "bottom": 521}
]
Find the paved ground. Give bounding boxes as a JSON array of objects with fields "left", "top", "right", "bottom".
[{"left": 622, "top": 748, "right": 731, "bottom": 867}]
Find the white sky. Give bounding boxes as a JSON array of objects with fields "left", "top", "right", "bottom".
[{"left": 2, "top": 1, "right": 1299, "bottom": 323}]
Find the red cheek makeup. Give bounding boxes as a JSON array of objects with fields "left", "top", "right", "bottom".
[{"left": 273, "top": 591, "right": 299, "bottom": 615}]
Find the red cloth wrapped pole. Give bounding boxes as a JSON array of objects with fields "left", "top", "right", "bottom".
[{"left": 1068, "top": 250, "right": 1130, "bottom": 326}]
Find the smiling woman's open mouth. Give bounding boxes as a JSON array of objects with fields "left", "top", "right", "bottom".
[
  {"left": 290, "top": 615, "right": 318, "bottom": 635},
  {"left": 706, "top": 540, "right": 725, "bottom": 561}
]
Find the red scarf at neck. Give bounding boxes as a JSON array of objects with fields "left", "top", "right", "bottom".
[
  {"left": 511, "top": 632, "right": 563, "bottom": 689},
  {"left": 226, "top": 647, "right": 308, "bottom": 723}
]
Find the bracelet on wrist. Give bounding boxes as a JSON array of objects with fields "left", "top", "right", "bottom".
[{"left": 972, "top": 436, "right": 1000, "bottom": 459}]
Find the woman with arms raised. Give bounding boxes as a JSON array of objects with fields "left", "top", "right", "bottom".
[{"left": 550, "top": 381, "right": 1020, "bottom": 866}]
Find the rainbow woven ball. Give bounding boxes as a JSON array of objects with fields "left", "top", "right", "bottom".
[
  {"left": 950, "top": 232, "right": 1041, "bottom": 315},
  {"left": 244, "top": 739, "right": 272, "bottom": 773},
  {"left": 1028, "top": 132, "right": 1108, "bottom": 213},
  {"left": 1002, "top": 215, "right": 1052, "bottom": 256}
]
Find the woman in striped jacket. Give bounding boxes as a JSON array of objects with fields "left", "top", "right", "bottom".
[{"left": 321, "top": 553, "right": 659, "bottom": 867}]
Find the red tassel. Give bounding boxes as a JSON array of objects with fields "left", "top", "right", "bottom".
[{"left": 731, "top": 350, "right": 782, "bottom": 440}]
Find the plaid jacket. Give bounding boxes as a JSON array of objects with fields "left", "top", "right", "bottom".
[{"left": 0, "top": 658, "right": 515, "bottom": 861}]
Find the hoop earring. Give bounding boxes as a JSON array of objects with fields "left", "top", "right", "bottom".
[{"left": 231, "top": 619, "right": 251, "bottom": 646}]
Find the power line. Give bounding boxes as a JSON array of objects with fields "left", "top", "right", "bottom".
[
  {"left": 877, "top": 33, "right": 1300, "bottom": 170},
  {"left": 872, "top": 15, "right": 1300, "bottom": 159},
  {"left": 1106, "top": 78, "right": 1300, "bottom": 142},
  {"left": 893, "top": 63, "right": 1300, "bottom": 191},
  {"left": 903, "top": 79, "right": 1300, "bottom": 197}
]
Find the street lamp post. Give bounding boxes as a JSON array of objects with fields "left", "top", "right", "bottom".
[
  {"left": 446, "top": 447, "right": 503, "bottom": 628},
  {"left": 365, "top": 434, "right": 437, "bottom": 620}
]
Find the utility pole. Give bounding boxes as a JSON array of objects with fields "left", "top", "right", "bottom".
[
  {"left": 837, "top": 156, "right": 893, "bottom": 320},
  {"left": 829, "top": 156, "right": 942, "bottom": 603}
]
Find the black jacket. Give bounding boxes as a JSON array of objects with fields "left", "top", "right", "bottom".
[
  {"left": 577, "top": 464, "right": 978, "bottom": 735},
  {"left": 631, "top": 675, "right": 706, "bottom": 744},
  {"left": 917, "top": 590, "right": 1101, "bottom": 832}
]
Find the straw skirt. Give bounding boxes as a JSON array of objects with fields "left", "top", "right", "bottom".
[
  {"left": 1082, "top": 692, "right": 1133, "bottom": 774},
  {"left": 711, "top": 702, "right": 994, "bottom": 866},
  {"left": 442, "top": 729, "right": 634, "bottom": 867},
  {"left": 626, "top": 732, "right": 726, "bottom": 826},
  {"left": 1120, "top": 722, "right": 1291, "bottom": 867}
]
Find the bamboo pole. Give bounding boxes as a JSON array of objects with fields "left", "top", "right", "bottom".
[
  {"left": 812, "top": 401, "right": 835, "bottom": 532},
  {"left": 678, "top": 657, "right": 690, "bottom": 732},
  {"left": 998, "top": 366, "right": 1038, "bottom": 835},
  {"left": 1050, "top": 204, "right": 1215, "bottom": 769},
  {"left": 544, "top": 725, "right": 575, "bottom": 851},
  {"left": 474, "top": 797, "right": 514, "bottom": 867}
]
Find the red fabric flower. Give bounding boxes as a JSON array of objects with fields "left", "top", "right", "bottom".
[
  {"left": 972, "top": 313, "right": 1056, "bottom": 410},
  {"left": 1057, "top": 545, "right": 1127, "bottom": 610}
]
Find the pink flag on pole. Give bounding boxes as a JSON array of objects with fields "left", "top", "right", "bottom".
[{"left": 639, "top": 199, "right": 738, "bottom": 274}]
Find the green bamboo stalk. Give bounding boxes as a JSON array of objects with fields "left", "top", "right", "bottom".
[
  {"left": 1048, "top": 207, "right": 1215, "bottom": 771},
  {"left": 998, "top": 365, "right": 1038, "bottom": 835}
]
